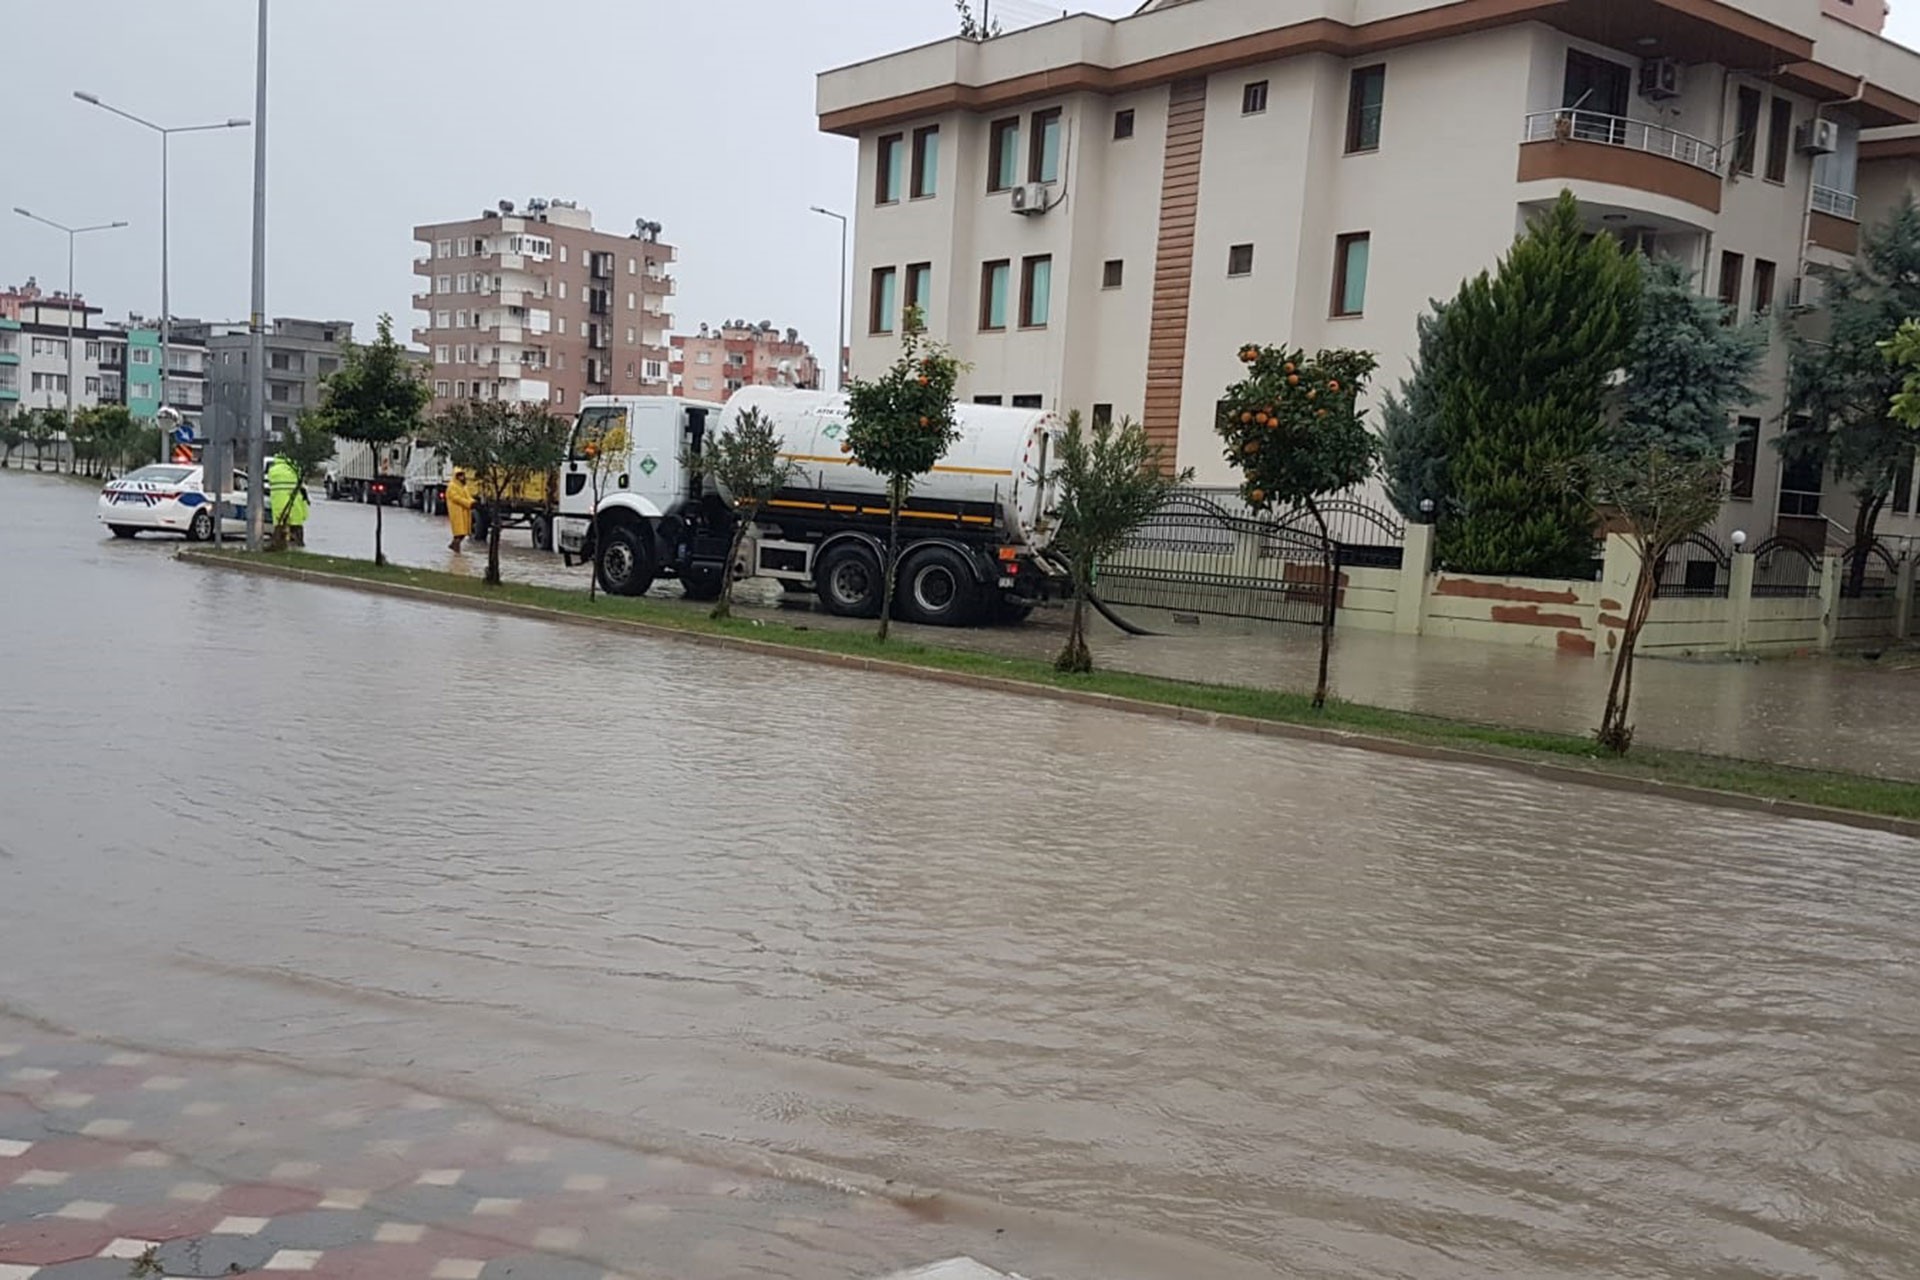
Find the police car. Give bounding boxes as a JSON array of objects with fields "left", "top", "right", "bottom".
[{"left": 98, "top": 464, "right": 248, "bottom": 541}]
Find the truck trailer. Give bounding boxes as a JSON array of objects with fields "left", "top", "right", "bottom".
[{"left": 554, "top": 389, "right": 1065, "bottom": 626}]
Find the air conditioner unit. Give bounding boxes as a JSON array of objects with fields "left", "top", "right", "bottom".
[
  {"left": 1638, "top": 58, "right": 1683, "bottom": 101},
  {"left": 1798, "top": 118, "right": 1839, "bottom": 155},
  {"left": 1010, "top": 182, "right": 1050, "bottom": 216}
]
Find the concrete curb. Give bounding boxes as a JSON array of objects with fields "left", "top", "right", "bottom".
[{"left": 178, "top": 550, "right": 1920, "bottom": 841}]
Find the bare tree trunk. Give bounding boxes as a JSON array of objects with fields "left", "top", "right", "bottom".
[
  {"left": 1850, "top": 492, "right": 1886, "bottom": 597},
  {"left": 878, "top": 482, "right": 903, "bottom": 643},
  {"left": 1599, "top": 556, "right": 1658, "bottom": 754},
  {"left": 1055, "top": 558, "right": 1093, "bottom": 673},
  {"left": 487, "top": 504, "right": 503, "bottom": 586},
  {"left": 1307, "top": 498, "right": 1336, "bottom": 710},
  {"left": 587, "top": 501, "right": 600, "bottom": 602},
  {"left": 374, "top": 497, "right": 386, "bottom": 567},
  {"left": 713, "top": 508, "right": 751, "bottom": 621}
]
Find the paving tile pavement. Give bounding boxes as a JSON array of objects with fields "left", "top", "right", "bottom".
[{"left": 0, "top": 1018, "right": 1020, "bottom": 1279}]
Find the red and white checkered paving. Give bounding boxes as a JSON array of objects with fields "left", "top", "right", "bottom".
[{"left": 0, "top": 1018, "right": 1023, "bottom": 1279}]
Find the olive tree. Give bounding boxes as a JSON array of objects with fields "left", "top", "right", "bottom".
[
  {"left": 690, "top": 406, "right": 798, "bottom": 620},
  {"left": 1218, "top": 344, "right": 1379, "bottom": 709},
  {"left": 1050, "top": 411, "right": 1187, "bottom": 673},
  {"left": 843, "top": 310, "right": 964, "bottom": 641},
  {"left": 0, "top": 419, "right": 22, "bottom": 469},
  {"left": 428, "top": 401, "right": 570, "bottom": 586}
]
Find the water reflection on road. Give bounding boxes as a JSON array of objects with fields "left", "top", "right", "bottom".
[{"left": 5, "top": 469, "right": 1920, "bottom": 1278}]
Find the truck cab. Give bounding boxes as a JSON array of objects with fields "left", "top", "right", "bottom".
[{"left": 554, "top": 395, "right": 725, "bottom": 587}]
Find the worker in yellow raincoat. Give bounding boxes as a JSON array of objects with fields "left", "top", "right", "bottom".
[
  {"left": 266, "top": 455, "right": 309, "bottom": 547},
  {"left": 446, "top": 469, "right": 476, "bottom": 552}
]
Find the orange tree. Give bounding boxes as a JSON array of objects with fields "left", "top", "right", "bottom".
[
  {"left": 844, "top": 311, "right": 964, "bottom": 641},
  {"left": 1217, "top": 343, "right": 1379, "bottom": 708}
]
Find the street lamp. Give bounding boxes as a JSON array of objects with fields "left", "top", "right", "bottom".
[
  {"left": 74, "top": 91, "right": 251, "bottom": 461},
  {"left": 809, "top": 206, "right": 848, "bottom": 392},
  {"left": 13, "top": 208, "right": 128, "bottom": 436}
]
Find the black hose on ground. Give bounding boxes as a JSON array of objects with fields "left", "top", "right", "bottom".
[{"left": 1087, "top": 589, "right": 1160, "bottom": 637}]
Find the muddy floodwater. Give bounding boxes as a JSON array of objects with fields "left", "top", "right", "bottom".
[{"left": 4, "top": 470, "right": 1920, "bottom": 1279}]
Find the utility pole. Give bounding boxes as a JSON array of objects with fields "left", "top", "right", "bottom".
[
  {"left": 809, "top": 206, "right": 848, "bottom": 391},
  {"left": 246, "top": 0, "right": 270, "bottom": 550},
  {"left": 73, "top": 93, "right": 249, "bottom": 463},
  {"left": 13, "top": 209, "right": 127, "bottom": 443}
]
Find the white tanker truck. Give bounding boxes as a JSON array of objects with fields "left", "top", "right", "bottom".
[{"left": 554, "top": 388, "right": 1066, "bottom": 626}]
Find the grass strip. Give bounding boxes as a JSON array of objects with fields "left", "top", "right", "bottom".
[{"left": 191, "top": 548, "right": 1920, "bottom": 828}]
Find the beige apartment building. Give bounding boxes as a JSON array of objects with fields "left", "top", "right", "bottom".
[
  {"left": 819, "top": 0, "right": 1920, "bottom": 547},
  {"left": 671, "top": 321, "right": 824, "bottom": 401},
  {"left": 412, "top": 199, "right": 676, "bottom": 416}
]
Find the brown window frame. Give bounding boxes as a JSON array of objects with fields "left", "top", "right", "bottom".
[
  {"left": 1242, "top": 80, "right": 1268, "bottom": 115},
  {"left": 1113, "top": 109, "right": 1135, "bottom": 140},
  {"left": 979, "top": 259, "right": 1010, "bottom": 331},
  {"left": 910, "top": 126, "right": 940, "bottom": 199},
  {"left": 905, "top": 262, "right": 933, "bottom": 326},
  {"left": 1019, "top": 254, "right": 1053, "bottom": 329},
  {"left": 1331, "top": 232, "right": 1371, "bottom": 318},
  {"left": 1765, "top": 97, "right": 1793, "bottom": 183},
  {"left": 1718, "top": 251, "right": 1745, "bottom": 320},
  {"left": 1346, "top": 65, "right": 1386, "bottom": 154},
  {"left": 869, "top": 266, "right": 898, "bottom": 335},
  {"left": 1102, "top": 259, "right": 1124, "bottom": 289},
  {"left": 1029, "top": 109, "right": 1063, "bottom": 184},
  {"left": 1733, "top": 87, "right": 1762, "bottom": 176},
  {"left": 987, "top": 117, "right": 1020, "bottom": 193},
  {"left": 1729, "top": 416, "right": 1761, "bottom": 500},
  {"left": 875, "top": 133, "right": 905, "bottom": 204}
]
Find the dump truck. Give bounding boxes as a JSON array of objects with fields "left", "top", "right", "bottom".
[{"left": 553, "top": 388, "right": 1065, "bottom": 626}]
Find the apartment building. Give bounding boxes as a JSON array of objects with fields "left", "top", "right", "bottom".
[
  {"left": 818, "top": 0, "right": 1920, "bottom": 546},
  {"left": 413, "top": 199, "right": 676, "bottom": 417},
  {"left": 185, "top": 317, "right": 353, "bottom": 443},
  {"left": 0, "top": 319, "right": 19, "bottom": 421},
  {"left": 671, "top": 321, "right": 824, "bottom": 401}
]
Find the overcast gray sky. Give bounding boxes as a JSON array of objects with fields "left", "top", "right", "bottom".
[
  {"left": 5, "top": 1, "right": 1917, "bottom": 360},
  {"left": 1, "top": 0, "right": 1133, "bottom": 358}
]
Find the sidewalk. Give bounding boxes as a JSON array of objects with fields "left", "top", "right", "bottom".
[{"left": 0, "top": 1017, "right": 1017, "bottom": 1280}]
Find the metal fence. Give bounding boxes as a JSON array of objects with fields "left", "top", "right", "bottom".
[
  {"left": 1654, "top": 531, "right": 1732, "bottom": 599},
  {"left": 1749, "top": 536, "right": 1823, "bottom": 598},
  {"left": 1839, "top": 540, "right": 1900, "bottom": 599},
  {"left": 1094, "top": 489, "right": 1404, "bottom": 627},
  {"left": 1521, "top": 110, "right": 1722, "bottom": 173}
]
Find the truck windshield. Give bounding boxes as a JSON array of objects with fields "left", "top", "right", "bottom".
[{"left": 570, "top": 406, "right": 630, "bottom": 462}]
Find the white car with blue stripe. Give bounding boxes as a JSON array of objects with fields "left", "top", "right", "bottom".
[{"left": 98, "top": 464, "right": 248, "bottom": 541}]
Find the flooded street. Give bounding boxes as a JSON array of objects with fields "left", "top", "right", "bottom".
[{"left": 5, "top": 468, "right": 1920, "bottom": 1278}]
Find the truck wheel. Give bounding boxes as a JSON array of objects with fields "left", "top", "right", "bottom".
[
  {"left": 531, "top": 514, "right": 553, "bottom": 552},
  {"left": 680, "top": 564, "right": 725, "bottom": 601},
  {"left": 816, "top": 542, "right": 883, "bottom": 619},
  {"left": 597, "top": 521, "right": 656, "bottom": 597},
  {"left": 898, "top": 545, "right": 981, "bottom": 627}
]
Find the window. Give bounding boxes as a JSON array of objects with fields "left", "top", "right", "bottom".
[
  {"left": 1113, "top": 109, "right": 1135, "bottom": 140},
  {"left": 317, "top": 358, "right": 339, "bottom": 376},
  {"left": 1347, "top": 65, "right": 1386, "bottom": 153},
  {"left": 973, "top": 394, "right": 1003, "bottom": 405},
  {"left": 1092, "top": 403, "right": 1113, "bottom": 429},
  {"left": 1332, "top": 232, "right": 1371, "bottom": 316},
  {"left": 435, "top": 310, "right": 450, "bottom": 329},
  {"left": 1765, "top": 97, "right": 1794, "bottom": 183},
  {"left": 435, "top": 239, "right": 451, "bottom": 259},
  {"left": 626, "top": 291, "right": 635, "bottom": 310},
  {"left": 434, "top": 380, "right": 450, "bottom": 397},
  {"left": 1011, "top": 394, "right": 1044, "bottom": 409},
  {"left": 84, "top": 376, "right": 101, "bottom": 396},
  {"left": 626, "top": 327, "right": 636, "bottom": 345},
  {"left": 1019, "top": 255, "right": 1052, "bottom": 328},
  {"left": 85, "top": 341, "right": 102, "bottom": 361},
  {"left": 911, "top": 126, "right": 940, "bottom": 198},
  {"left": 456, "top": 273, "right": 470, "bottom": 293},
  {"left": 877, "top": 133, "right": 905, "bottom": 203},
  {"left": 870, "top": 266, "right": 898, "bottom": 334},
  {"left": 455, "top": 345, "right": 468, "bottom": 364},
  {"left": 1752, "top": 259, "right": 1778, "bottom": 317},
  {"left": 559, "top": 245, "right": 568, "bottom": 264},
  {"left": 33, "top": 338, "right": 68, "bottom": 359},
  {"left": 435, "top": 345, "right": 449, "bottom": 363},
  {"left": 1102, "top": 259, "right": 1124, "bottom": 289},
  {"left": 906, "top": 262, "right": 933, "bottom": 324},
  {"left": 558, "top": 282, "right": 567, "bottom": 301},
  {"left": 697, "top": 350, "right": 713, "bottom": 364},
  {"left": 1730, "top": 417, "right": 1761, "bottom": 500},
  {"left": 980, "top": 260, "right": 1010, "bottom": 330},
  {"left": 557, "top": 318, "right": 566, "bottom": 335},
  {"left": 728, "top": 352, "right": 747, "bottom": 367},
  {"left": 1718, "top": 251, "right": 1745, "bottom": 319},
  {"left": 1242, "top": 80, "right": 1268, "bottom": 115},
  {"left": 1030, "top": 109, "right": 1062, "bottom": 183},
  {"left": 644, "top": 360, "right": 664, "bottom": 381},
  {"left": 129, "top": 346, "right": 152, "bottom": 365},
  {"left": 1228, "top": 244, "right": 1255, "bottom": 277},
  {"left": 695, "top": 376, "right": 713, "bottom": 391},
  {"left": 1734, "top": 86, "right": 1763, "bottom": 175},
  {"left": 989, "top": 117, "right": 1020, "bottom": 192}
]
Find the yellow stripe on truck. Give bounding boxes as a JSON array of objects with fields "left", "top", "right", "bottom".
[{"left": 781, "top": 453, "right": 1011, "bottom": 478}]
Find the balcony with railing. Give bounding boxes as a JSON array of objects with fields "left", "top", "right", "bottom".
[
  {"left": 1519, "top": 110, "right": 1724, "bottom": 215},
  {"left": 1813, "top": 185, "right": 1859, "bottom": 219}
]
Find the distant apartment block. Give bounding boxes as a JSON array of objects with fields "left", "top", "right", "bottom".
[
  {"left": 413, "top": 198, "right": 676, "bottom": 416},
  {"left": 819, "top": 0, "right": 1920, "bottom": 547},
  {"left": 2, "top": 283, "right": 208, "bottom": 427},
  {"left": 671, "top": 321, "right": 823, "bottom": 401},
  {"left": 182, "top": 317, "right": 354, "bottom": 444}
]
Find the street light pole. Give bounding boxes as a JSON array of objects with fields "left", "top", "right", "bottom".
[
  {"left": 809, "top": 206, "right": 849, "bottom": 392},
  {"left": 73, "top": 92, "right": 250, "bottom": 463},
  {"left": 13, "top": 209, "right": 128, "bottom": 442},
  {"left": 246, "top": 0, "right": 269, "bottom": 551}
]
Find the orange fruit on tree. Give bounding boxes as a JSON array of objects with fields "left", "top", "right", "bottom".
[
  {"left": 1240, "top": 411, "right": 1253, "bottom": 424},
  {"left": 1284, "top": 362, "right": 1296, "bottom": 374},
  {"left": 919, "top": 415, "right": 930, "bottom": 426},
  {"left": 1287, "top": 374, "right": 1299, "bottom": 385},
  {"left": 1328, "top": 380, "right": 1340, "bottom": 391},
  {"left": 1250, "top": 488, "right": 1266, "bottom": 504}
]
